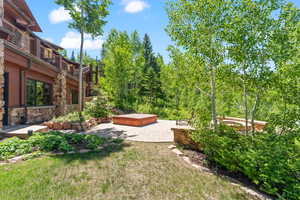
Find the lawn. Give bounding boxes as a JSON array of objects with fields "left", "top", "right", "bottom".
[{"left": 0, "top": 142, "right": 256, "bottom": 200}]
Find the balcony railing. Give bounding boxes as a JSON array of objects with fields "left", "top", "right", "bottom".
[
  {"left": 3, "top": 21, "right": 22, "bottom": 47},
  {"left": 3, "top": 19, "right": 81, "bottom": 76}
]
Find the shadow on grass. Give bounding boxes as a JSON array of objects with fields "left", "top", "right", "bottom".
[
  {"left": 50, "top": 139, "right": 131, "bottom": 165},
  {"left": 88, "top": 128, "right": 138, "bottom": 140}
]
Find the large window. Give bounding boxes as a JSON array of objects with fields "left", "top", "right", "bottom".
[
  {"left": 71, "top": 89, "right": 78, "bottom": 105},
  {"left": 26, "top": 79, "right": 52, "bottom": 106}
]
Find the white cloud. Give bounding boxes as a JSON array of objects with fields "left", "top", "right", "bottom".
[
  {"left": 60, "top": 32, "right": 103, "bottom": 50},
  {"left": 43, "top": 37, "right": 54, "bottom": 43},
  {"left": 49, "top": 7, "right": 72, "bottom": 24},
  {"left": 121, "top": 0, "right": 149, "bottom": 13}
]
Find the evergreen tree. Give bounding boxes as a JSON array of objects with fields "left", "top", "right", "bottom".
[
  {"left": 140, "top": 34, "right": 163, "bottom": 103},
  {"left": 70, "top": 50, "right": 76, "bottom": 62}
]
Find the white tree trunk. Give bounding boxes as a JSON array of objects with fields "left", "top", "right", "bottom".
[
  {"left": 79, "top": 31, "right": 84, "bottom": 111},
  {"left": 210, "top": 65, "right": 217, "bottom": 131},
  {"left": 242, "top": 69, "right": 248, "bottom": 134}
]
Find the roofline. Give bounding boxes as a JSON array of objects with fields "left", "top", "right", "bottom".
[{"left": 22, "top": 0, "right": 42, "bottom": 32}]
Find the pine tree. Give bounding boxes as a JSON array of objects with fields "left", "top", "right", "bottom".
[
  {"left": 140, "top": 34, "right": 163, "bottom": 104},
  {"left": 71, "top": 50, "right": 76, "bottom": 62}
]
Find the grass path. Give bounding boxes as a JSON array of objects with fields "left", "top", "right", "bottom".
[{"left": 0, "top": 142, "right": 256, "bottom": 200}]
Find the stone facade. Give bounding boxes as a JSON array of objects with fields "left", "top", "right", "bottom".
[
  {"left": 0, "top": 0, "right": 4, "bottom": 129},
  {"left": 9, "top": 106, "right": 56, "bottom": 125},
  {"left": 9, "top": 107, "right": 25, "bottom": 126},
  {"left": 27, "top": 106, "right": 56, "bottom": 124},
  {"left": 53, "top": 70, "right": 67, "bottom": 116}
]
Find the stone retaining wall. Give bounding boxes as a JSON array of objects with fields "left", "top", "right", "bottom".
[
  {"left": 172, "top": 128, "right": 199, "bottom": 150},
  {"left": 9, "top": 106, "right": 56, "bottom": 125},
  {"left": 27, "top": 106, "right": 56, "bottom": 124}
]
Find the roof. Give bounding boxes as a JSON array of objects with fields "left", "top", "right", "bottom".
[{"left": 10, "top": 0, "right": 42, "bottom": 32}]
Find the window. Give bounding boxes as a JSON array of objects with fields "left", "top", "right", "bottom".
[
  {"left": 26, "top": 79, "right": 52, "bottom": 106},
  {"left": 71, "top": 89, "right": 78, "bottom": 105}
]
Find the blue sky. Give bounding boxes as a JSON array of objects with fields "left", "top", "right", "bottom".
[
  {"left": 26, "top": 0, "right": 171, "bottom": 61},
  {"left": 26, "top": 0, "right": 300, "bottom": 62}
]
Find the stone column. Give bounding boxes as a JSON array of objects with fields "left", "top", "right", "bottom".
[
  {"left": 0, "top": 0, "right": 4, "bottom": 129},
  {"left": 53, "top": 70, "right": 67, "bottom": 116}
]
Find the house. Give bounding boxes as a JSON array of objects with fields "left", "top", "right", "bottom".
[{"left": 0, "top": 0, "right": 93, "bottom": 128}]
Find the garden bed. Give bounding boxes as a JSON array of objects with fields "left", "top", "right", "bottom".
[
  {"left": 43, "top": 115, "right": 111, "bottom": 131},
  {"left": 0, "top": 131, "right": 110, "bottom": 162}
]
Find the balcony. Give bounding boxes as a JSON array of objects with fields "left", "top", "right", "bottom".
[
  {"left": 3, "top": 20, "right": 22, "bottom": 48},
  {"left": 2, "top": 19, "right": 82, "bottom": 78},
  {"left": 40, "top": 45, "right": 60, "bottom": 68}
]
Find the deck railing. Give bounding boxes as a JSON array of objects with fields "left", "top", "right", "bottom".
[{"left": 2, "top": 19, "right": 81, "bottom": 76}]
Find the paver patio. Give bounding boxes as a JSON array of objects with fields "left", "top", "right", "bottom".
[{"left": 87, "top": 120, "right": 187, "bottom": 142}]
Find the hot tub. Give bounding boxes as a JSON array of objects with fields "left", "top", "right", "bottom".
[{"left": 112, "top": 114, "right": 157, "bottom": 127}]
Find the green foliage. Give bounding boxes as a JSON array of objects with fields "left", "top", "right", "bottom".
[
  {"left": 84, "top": 135, "right": 104, "bottom": 150},
  {"left": 0, "top": 137, "right": 34, "bottom": 160},
  {"left": 28, "top": 132, "right": 74, "bottom": 152},
  {"left": 0, "top": 132, "right": 106, "bottom": 160},
  {"left": 100, "top": 30, "right": 166, "bottom": 113},
  {"left": 193, "top": 127, "right": 300, "bottom": 199},
  {"left": 51, "top": 112, "right": 91, "bottom": 123},
  {"left": 84, "top": 96, "right": 109, "bottom": 118},
  {"left": 55, "top": 0, "right": 111, "bottom": 110},
  {"left": 55, "top": 0, "right": 111, "bottom": 38}
]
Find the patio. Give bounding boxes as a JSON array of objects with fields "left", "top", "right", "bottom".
[{"left": 87, "top": 120, "right": 189, "bottom": 143}]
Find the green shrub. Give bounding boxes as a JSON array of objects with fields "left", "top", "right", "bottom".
[
  {"left": 0, "top": 131, "right": 106, "bottom": 160},
  {"left": 0, "top": 137, "right": 34, "bottom": 160},
  {"left": 63, "top": 134, "right": 85, "bottom": 145},
  {"left": 52, "top": 112, "right": 90, "bottom": 123},
  {"left": 84, "top": 135, "right": 104, "bottom": 150},
  {"left": 192, "top": 126, "right": 300, "bottom": 199},
  {"left": 28, "top": 133, "right": 74, "bottom": 152},
  {"left": 84, "top": 96, "right": 109, "bottom": 118}
]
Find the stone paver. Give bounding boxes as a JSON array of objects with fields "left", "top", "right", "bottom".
[{"left": 87, "top": 120, "right": 181, "bottom": 142}]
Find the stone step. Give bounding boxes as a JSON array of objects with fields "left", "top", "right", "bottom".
[{"left": 4, "top": 125, "right": 48, "bottom": 139}]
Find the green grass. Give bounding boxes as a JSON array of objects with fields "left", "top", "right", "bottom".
[{"left": 0, "top": 142, "right": 256, "bottom": 200}]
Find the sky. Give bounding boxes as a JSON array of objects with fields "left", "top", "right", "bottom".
[{"left": 26, "top": 0, "right": 300, "bottom": 62}]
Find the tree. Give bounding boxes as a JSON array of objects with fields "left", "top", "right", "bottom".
[
  {"left": 70, "top": 50, "right": 76, "bottom": 62},
  {"left": 55, "top": 0, "right": 111, "bottom": 111},
  {"left": 166, "top": 0, "right": 231, "bottom": 131},
  {"left": 140, "top": 34, "right": 162, "bottom": 104},
  {"left": 224, "top": 0, "right": 284, "bottom": 133},
  {"left": 101, "top": 30, "right": 141, "bottom": 110}
]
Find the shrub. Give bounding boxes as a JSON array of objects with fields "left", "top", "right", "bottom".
[
  {"left": 84, "top": 135, "right": 104, "bottom": 150},
  {"left": 0, "top": 137, "right": 34, "bottom": 160},
  {"left": 51, "top": 112, "right": 90, "bottom": 123},
  {"left": 192, "top": 126, "right": 300, "bottom": 199},
  {"left": 63, "top": 133, "right": 86, "bottom": 145},
  {"left": 29, "top": 132, "right": 74, "bottom": 152},
  {"left": 0, "top": 131, "right": 106, "bottom": 160},
  {"left": 84, "top": 96, "right": 109, "bottom": 118}
]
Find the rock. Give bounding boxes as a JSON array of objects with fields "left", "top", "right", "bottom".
[
  {"left": 62, "top": 122, "right": 71, "bottom": 130},
  {"left": 182, "top": 156, "right": 192, "bottom": 164},
  {"left": 53, "top": 122, "right": 63, "bottom": 130},
  {"left": 8, "top": 155, "right": 24, "bottom": 163},
  {"left": 79, "top": 149, "right": 90, "bottom": 153},
  {"left": 168, "top": 145, "right": 176, "bottom": 149},
  {"left": 172, "top": 148, "right": 184, "bottom": 156},
  {"left": 47, "top": 121, "right": 54, "bottom": 129}
]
